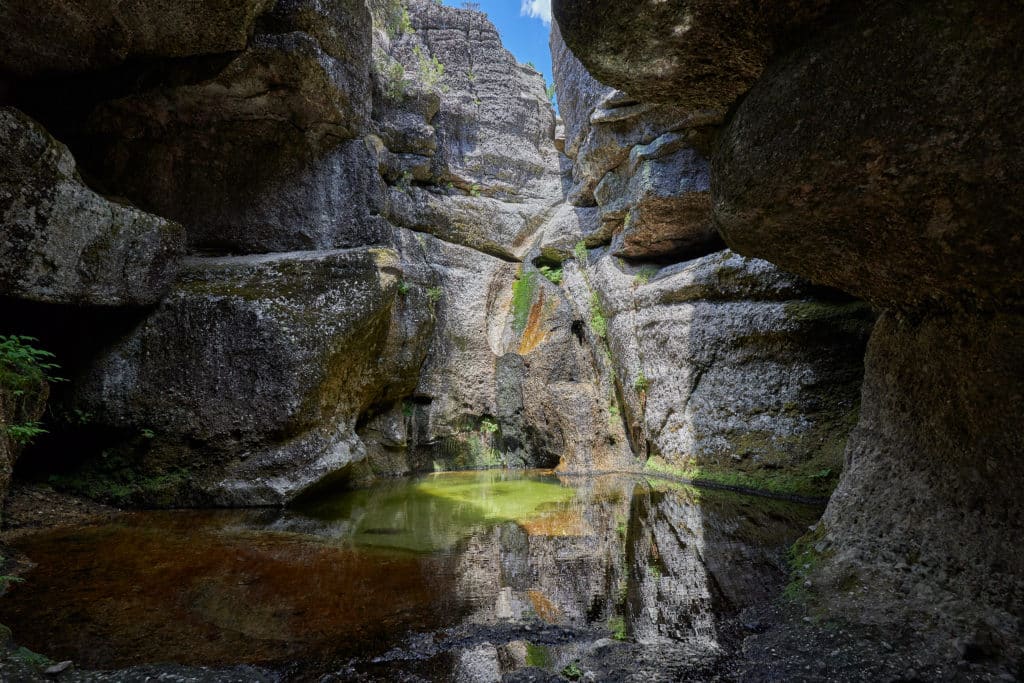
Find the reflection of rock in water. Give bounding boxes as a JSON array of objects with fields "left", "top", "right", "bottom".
[
  {"left": 627, "top": 484, "right": 821, "bottom": 651},
  {"left": 628, "top": 486, "right": 718, "bottom": 650},
  {"left": 451, "top": 474, "right": 635, "bottom": 628},
  {"left": 0, "top": 472, "right": 820, "bottom": 679}
]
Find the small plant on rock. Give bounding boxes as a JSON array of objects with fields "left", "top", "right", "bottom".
[
  {"left": 573, "top": 240, "right": 588, "bottom": 263},
  {"left": 633, "top": 372, "right": 650, "bottom": 394},
  {"left": 427, "top": 286, "right": 443, "bottom": 303},
  {"left": 561, "top": 661, "right": 583, "bottom": 680},
  {"left": 398, "top": 280, "right": 411, "bottom": 295},
  {"left": 633, "top": 265, "right": 658, "bottom": 285},
  {"left": 538, "top": 265, "right": 563, "bottom": 284}
]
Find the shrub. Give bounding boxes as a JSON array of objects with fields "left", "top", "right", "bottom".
[
  {"left": 634, "top": 372, "right": 650, "bottom": 394},
  {"left": 413, "top": 45, "right": 446, "bottom": 92},
  {"left": 427, "top": 286, "right": 443, "bottom": 303},
  {"left": 0, "top": 335, "right": 62, "bottom": 446}
]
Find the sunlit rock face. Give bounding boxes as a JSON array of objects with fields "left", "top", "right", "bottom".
[
  {"left": 0, "top": 0, "right": 629, "bottom": 500},
  {"left": 550, "top": 19, "right": 871, "bottom": 498},
  {"left": 551, "top": 0, "right": 1024, "bottom": 666}
]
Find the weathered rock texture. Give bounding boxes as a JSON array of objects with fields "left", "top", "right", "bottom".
[
  {"left": 714, "top": 0, "right": 1024, "bottom": 313},
  {"left": 0, "top": 107, "right": 184, "bottom": 306},
  {"left": 0, "top": 0, "right": 274, "bottom": 78},
  {"left": 577, "top": 252, "right": 871, "bottom": 497},
  {"left": 551, "top": 0, "right": 830, "bottom": 107},
  {"left": 550, "top": 20, "right": 871, "bottom": 498},
  {"left": 0, "top": 0, "right": 630, "bottom": 504},
  {"left": 71, "top": 248, "right": 429, "bottom": 505},
  {"left": 552, "top": 0, "right": 1024, "bottom": 669}
]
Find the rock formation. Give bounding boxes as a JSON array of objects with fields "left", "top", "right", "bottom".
[
  {"left": 549, "top": 19, "right": 872, "bottom": 498},
  {"left": 554, "top": 0, "right": 1024, "bottom": 668}
]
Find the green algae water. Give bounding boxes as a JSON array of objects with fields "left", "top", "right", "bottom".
[{"left": 0, "top": 470, "right": 821, "bottom": 679}]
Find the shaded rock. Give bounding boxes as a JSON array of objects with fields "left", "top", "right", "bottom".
[
  {"left": 0, "top": 107, "right": 184, "bottom": 306},
  {"left": 82, "top": 19, "right": 379, "bottom": 254},
  {"left": 713, "top": 0, "right": 1024, "bottom": 312},
  {"left": 70, "top": 248, "right": 432, "bottom": 505},
  {"left": 0, "top": 0, "right": 274, "bottom": 78},
  {"left": 551, "top": 0, "right": 829, "bottom": 107},
  {"left": 811, "top": 311, "right": 1024, "bottom": 664}
]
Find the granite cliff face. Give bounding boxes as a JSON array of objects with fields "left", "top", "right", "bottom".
[{"left": 554, "top": 0, "right": 1024, "bottom": 670}]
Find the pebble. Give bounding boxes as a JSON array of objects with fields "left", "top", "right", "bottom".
[{"left": 44, "top": 660, "right": 73, "bottom": 676}]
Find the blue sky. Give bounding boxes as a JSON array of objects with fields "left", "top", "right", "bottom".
[{"left": 440, "top": 0, "right": 554, "bottom": 88}]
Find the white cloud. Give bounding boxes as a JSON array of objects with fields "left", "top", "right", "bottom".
[{"left": 520, "top": 0, "right": 551, "bottom": 24}]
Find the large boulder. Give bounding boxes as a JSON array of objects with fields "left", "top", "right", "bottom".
[
  {"left": 551, "top": 0, "right": 830, "bottom": 107},
  {"left": 0, "top": 107, "right": 184, "bottom": 306},
  {"left": 809, "top": 312, "right": 1024, "bottom": 663},
  {"left": 0, "top": 0, "right": 274, "bottom": 78},
  {"left": 68, "top": 247, "right": 433, "bottom": 506},
  {"left": 714, "top": 0, "right": 1024, "bottom": 312}
]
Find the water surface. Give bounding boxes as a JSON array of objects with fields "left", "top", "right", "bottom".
[{"left": 0, "top": 470, "right": 821, "bottom": 678}]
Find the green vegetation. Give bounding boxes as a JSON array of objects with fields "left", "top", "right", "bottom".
[
  {"left": 633, "top": 372, "right": 649, "bottom": 394},
  {"left": 573, "top": 240, "right": 588, "bottom": 262},
  {"left": 398, "top": 280, "right": 411, "bottom": 295},
  {"left": 538, "top": 265, "right": 563, "bottom": 284},
  {"left": 561, "top": 661, "right": 583, "bottom": 680},
  {"left": 12, "top": 646, "right": 51, "bottom": 670},
  {"left": 466, "top": 69, "right": 476, "bottom": 82},
  {"left": 589, "top": 293, "right": 607, "bottom": 338},
  {"left": 0, "top": 335, "right": 62, "bottom": 393},
  {"left": 0, "top": 335, "right": 63, "bottom": 445},
  {"left": 397, "top": 170, "right": 413, "bottom": 192},
  {"left": 382, "top": 59, "right": 408, "bottom": 100},
  {"left": 468, "top": 183, "right": 482, "bottom": 197},
  {"left": 413, "top": 45, "right": 446, "bottom": 92},
  {"left": 633, "top": 266, "right": 658, "bottom": 285},
  {"left": 643, "top": 453, "right": 839, "bottom": 499},
  {"left": 427, "top": 286, "right": 443, "bottom": 303},
  {"left": 4, "top": 423, "right": 46, "bottom": 445},
  {"left": 607, "top": 615, "right": 628, "bottom": 641},
  {"left": 525, "top": 642, "right": 553, "bottom": 668},
  {"left": 0, "top": 575, "right": 24, "bottom": 591},
  {"left": 372, "top": 0, "right": 414, "bottom": 37},
  {"left": 545, "top": 83, "right": 557, "bottom": 103},
  {"left": 48, "top": 448, "right": 191, "bottom": 507},
  {"left": 784, "top": 525, "right": 833, "bottom": 602},
  {"left": 512, "top": 271, "right": 538, "bottom": 334},
  {"left": 479, "top": 417, "right": 499, "bottom": 434}
]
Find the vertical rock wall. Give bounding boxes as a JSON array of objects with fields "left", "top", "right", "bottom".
[
  {"left": 553, "top": 0, "right": 1024, "bottom": 668},
  {"left": 549, "top": 21, "right": 872, "bottom": 498}
]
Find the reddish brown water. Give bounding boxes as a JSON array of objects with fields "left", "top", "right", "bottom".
[{"left": 0, "top": 471, "right": 822, "bottom": 677}]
